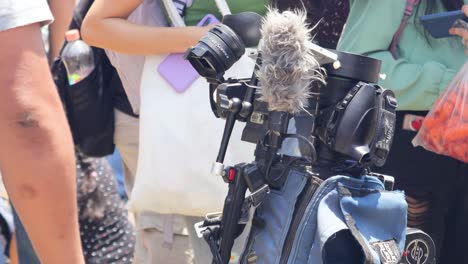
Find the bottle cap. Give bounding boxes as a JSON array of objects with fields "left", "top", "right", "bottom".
[{"left": 65, "top": 29, "right": 80, "bottom": 42}]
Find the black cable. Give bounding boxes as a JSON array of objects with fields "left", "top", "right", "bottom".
[
  {"left": 283, "top": 133, "right": 317, "bottom": 162},
  {"left": 267, "top": 156, "right": 302, "bottom": 183},
  {"left": 261, "top": 130, "right": 317, "bottom": 184},
  {"left": 264, "top": 150, "right": 276, "bottom": 183}
]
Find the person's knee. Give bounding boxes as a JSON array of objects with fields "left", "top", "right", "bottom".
[{"left": 406, "top": 192, "right": 432, "bottom": 229}]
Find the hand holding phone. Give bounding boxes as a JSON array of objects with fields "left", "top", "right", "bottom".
[
  {"left": 449, "top": 6, "right": 468, "bottom": 54},
  {"left": 420, "top": 10, "right": 468, "bottom": 38},
  {"left": 158, "top": 14, "right": 220, "bottom": 93}
]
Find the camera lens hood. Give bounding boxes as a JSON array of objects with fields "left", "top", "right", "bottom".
[{"left": 222, "top": 12, "right": 263, "bottom": 47}]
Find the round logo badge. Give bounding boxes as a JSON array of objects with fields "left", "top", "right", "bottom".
[{"left": 405, "top": 239, "right": 429, "bottom": 264}]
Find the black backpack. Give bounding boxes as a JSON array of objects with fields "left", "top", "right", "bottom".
[{"left": 51, "top": 0, "right": 129, "bottom": 157}]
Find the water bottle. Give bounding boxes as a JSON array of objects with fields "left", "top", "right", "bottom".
[{"left": 62, "top": 29, "right": 95, "bottom": 85}]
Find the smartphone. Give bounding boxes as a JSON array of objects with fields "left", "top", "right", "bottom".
[
  {"left": 420, "top": 10, "right": 468, "bottom": 38},
  {"left": 158, "top": 14, "right": 220, "bottom": 93}
]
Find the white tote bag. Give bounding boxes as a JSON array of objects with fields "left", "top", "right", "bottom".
[{"left": 129, "top": 1, "right": 256, "bottom": 216}]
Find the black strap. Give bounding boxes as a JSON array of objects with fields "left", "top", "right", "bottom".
[{"left": 370, "top": 87, "right": 397, "bottom": 167}]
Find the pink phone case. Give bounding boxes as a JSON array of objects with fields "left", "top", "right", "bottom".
[{"left": 158, "top": 14, "right": 220, "bottom": 93}]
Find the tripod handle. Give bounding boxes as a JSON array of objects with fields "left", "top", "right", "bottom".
[
  {"left": 212, "top": 98, "right": 242, "bottom": 177},
  {"left": 217, "top": 165, "right": 248, "bottom": 264},
  {"left": 215, "top": 98, "right": 242, "bottom": 163}
]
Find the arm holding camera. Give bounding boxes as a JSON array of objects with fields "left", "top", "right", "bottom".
[{"left": 81, "top": 0, "right": 214, "bottom": 55}]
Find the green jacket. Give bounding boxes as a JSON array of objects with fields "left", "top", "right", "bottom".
[
  {"left": 337, "top": 0, "right": 467, "bottom": 110},
  {"left": 184, "top": 0, "right": 270, "bottom": 26}
]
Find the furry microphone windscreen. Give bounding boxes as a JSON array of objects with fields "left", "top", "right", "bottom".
[{"left": 258, "top": 8, "right": 325, "bottom": 113}]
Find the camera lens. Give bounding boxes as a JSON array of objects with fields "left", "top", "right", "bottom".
[{"left": 185, "top": 24, "right": 245, "bottom": 79}]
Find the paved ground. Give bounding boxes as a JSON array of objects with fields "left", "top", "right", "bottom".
[{"left": 142, "top": 231, "right": 194, "bottom": 264}]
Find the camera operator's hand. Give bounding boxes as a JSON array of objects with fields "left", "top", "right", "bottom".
[
  {"left": 202, "top": 23, "right": 217, "bottom": 32},
  {"left": 449, "top": 5, "right": 468, "bottom": 55}
]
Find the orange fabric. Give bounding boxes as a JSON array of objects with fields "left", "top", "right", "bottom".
[{"left": 9, "top": 232, "right": 18, "bottom": 264}]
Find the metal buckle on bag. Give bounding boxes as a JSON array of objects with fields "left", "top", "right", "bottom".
[
  {"left": 369, "top": 172, "right": 395, "bottom": 191},
  {"left": 194, "top": 221, "right": 209, "bottom": 238},
  {"left": 194, "top": 212, "right": 222, "bottom": 238},
  {"left": 246, "top": 184, "right": 270, "bottom": 208}
]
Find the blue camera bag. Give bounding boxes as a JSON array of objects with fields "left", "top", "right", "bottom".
[{"left": 241, "top": 170, "right": 407, "bottom": 264}]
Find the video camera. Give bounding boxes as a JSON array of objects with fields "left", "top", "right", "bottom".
[
  {"left": 185, "top": 11, "right": 435, "bottom": 264},
  {"left": 185, "top": 12, "right": 394, "bottom": 174}
]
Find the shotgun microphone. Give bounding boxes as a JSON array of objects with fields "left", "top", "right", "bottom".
[{"left": 258, "top": 8, "right": 325, "bottom": 114}]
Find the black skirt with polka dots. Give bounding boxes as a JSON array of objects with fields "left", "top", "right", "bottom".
[{"left": 76, "top": 153, "right": 135, "bottom": 264}]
